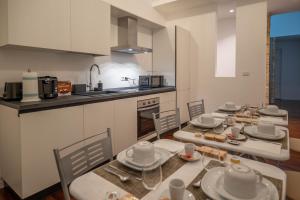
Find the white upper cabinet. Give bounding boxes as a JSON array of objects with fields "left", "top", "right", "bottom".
[
  {"left": 70, "top": 0, "right": 111, "bottom": 55},
  {"left": 1, "top": 0, "right": 70, "bottom": 51},
  {"left": 0, "top": 0, "right": 111, "bottom": 55}
]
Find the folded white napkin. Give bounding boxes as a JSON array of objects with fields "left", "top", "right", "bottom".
[
  {"left": 212, "top": 112, "right": 228, "bottom": 119},
  {"left": 153, "top": 139, "right": 184, "bottom": 153},
  {"left": 259, "top": 117, "right": 288, "bottom": 126},
  {"left": 70, "top": 172, "right": 127, "bottom": 200},
  {"left": 242, "top": 140, "right": 282, "bottom": 155}
]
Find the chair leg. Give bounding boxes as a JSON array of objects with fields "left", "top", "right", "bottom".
[{"left": 61, "top": 183, "right": 71, "bottom": 200}]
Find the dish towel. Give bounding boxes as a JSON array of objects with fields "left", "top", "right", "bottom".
[{"left": 243, "top": 140, "right": 282, "bottom": 155}]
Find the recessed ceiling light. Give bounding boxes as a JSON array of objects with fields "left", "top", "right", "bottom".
[{"left": 229, "top": 9, "right": 235, "bottom": 13}]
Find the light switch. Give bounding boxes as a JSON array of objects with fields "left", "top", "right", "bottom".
[{"left": 242, "top": 72, "right": 250, "bottom": 76}]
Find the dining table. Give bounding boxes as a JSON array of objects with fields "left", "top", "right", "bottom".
[
  {"left": 69, "top": 140, "right": 287, "bottom": 200},
  {"left": 174, "top": 107, "right": 290, "bottom": 161}
]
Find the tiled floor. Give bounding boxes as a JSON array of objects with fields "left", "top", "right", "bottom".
[{"left": 1, "top": 117, "right": 300, "bottom": 200}]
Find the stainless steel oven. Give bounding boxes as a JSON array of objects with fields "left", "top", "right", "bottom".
[{"left": 137, "top": 97, "right": 160, "bottom": 139}]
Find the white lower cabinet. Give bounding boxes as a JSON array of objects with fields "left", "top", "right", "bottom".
[
  {"left": 0, "top": 94, "right": 165, "bottom": 198},
  {"left": 83, "top": 101, "right": 115, "bottom": 149},
  {"left": 159, "top": 91, "right": 176, "bottom": 112},
  {"left": 113, "top": 97, "right": 138, "bottom": 154},
  {"left": 0, "top": 106, "right": 84, "bottom": 198}
]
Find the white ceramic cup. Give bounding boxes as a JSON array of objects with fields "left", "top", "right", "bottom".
[
  {"left": 199, "top": 114, "right": 215, "bottom": 125},
  {"left": 225, "top": 116, "right": 236, "bottom": 126},
  {"left": 231, "top": 126, "right": 241, "bottom": 138},
  {"left": 184, "top": 143, "right": 195, "bottom": 157},
  {"left": 126, "top": 141, "right": 155, "bottom": 165},
  {"left": 225, "top": 102, "right": 236, "bottom": 109},
  {"left": 266, "top": 105, "right": 279, "bottom": 113},
  {"left": 169, "top": 179, "right": 185, "bottom": 200},
  {"left": 257, "top": 122, "right": 276, "bottom": 135},
  {"left": 224, "top": 164, "right": 262, "bottom": 199}
]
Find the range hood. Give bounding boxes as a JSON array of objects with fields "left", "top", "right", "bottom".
[{"left": 111, "top": 17, "right": 152, "bottom": 54}]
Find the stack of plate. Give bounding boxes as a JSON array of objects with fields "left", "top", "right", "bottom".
[
  {"left": 244, "top": 125, "right": 285, "bottom": 140},
  {"left": 116, "top": 147, "right": 171, "bottom": 171},
  {"left": 201, "top": 167, "right": 279, "bottom": 200}
]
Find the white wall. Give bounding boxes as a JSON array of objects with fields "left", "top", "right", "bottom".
[
  {"left": 103, "top": 0, "right": 166, "bottom": 26},
  {"left": 216, "top": 17, "right": 236, "bottom": 77},
  {"left": 0, "top": 17, "right": 154, "bottom": 96},
  {"left": 167, "top": 0, "right": 267, "bottom": 112}
]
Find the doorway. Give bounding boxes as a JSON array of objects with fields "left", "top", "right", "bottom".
[{"left": 269, "top": 11, "right": 300, "bottom": 118}]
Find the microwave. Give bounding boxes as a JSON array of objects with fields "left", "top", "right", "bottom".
[{"left": 139, "top": 75, "right": 164, "bottom": 88}]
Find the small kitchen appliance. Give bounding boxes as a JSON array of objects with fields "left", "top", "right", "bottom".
[
  {"left": 38, "top": 76, "right": 58, "bottom": 99},
  {"left": 139, "top": 75, "right": 164, "bottom": 89},
  {"left": 21, "top": 70, "right": 41, "bottom": 102},
  {"left": 2, "top": 82, "right": 22, "bottom": 101}
]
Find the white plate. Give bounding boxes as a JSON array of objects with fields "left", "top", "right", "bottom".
[
  {"left": 178, "top": 151, "right": 202, "bottom": 162},
  {"left": 244, "top": 125, "right": 286, "bottom": 140},
  {"left": 125, "top": 149, "right": 160, "bottom": 168},
  {"left": 218, "top": 105, "right": 242, "bottom": 112},
  {"left": 201, "top": 167, "right": 279, "bottom": 200},
  {"left": 216, "top": 173, "right": 276, "bottom": 200},
  {"left": 190, "top": 118, "right": 224, "bottom": 128},
  {"left": 116, "top": 147, "right": 172, "bottom": 171},
  {"left": 258, "top": 109, "right": 287, "bottom": 117},
  {"left": 159, "top": 189, "right": 195, "bottom": 200}
]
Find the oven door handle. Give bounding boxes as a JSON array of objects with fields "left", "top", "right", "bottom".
[{"left": 137, "top": 104, "right": 159, "bottom": 112}]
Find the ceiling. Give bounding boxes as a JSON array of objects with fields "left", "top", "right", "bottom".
[
  {"left": 268, "top": 0, "right": 300, "bottom": 14},
  {"left": 152, "top": 0, "right": 300, "bottom": 19}
]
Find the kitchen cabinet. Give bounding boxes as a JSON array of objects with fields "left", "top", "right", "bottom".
[
  {"left": 70, "top": 0, "right": 111, "bottom": 55},
  {"left": 0, "top": 0, "right": 70, "bottom": 51},
  {"left": 113, "top": 97, "right": 138, "bottom": 154},
  {"left": 176, "top": 26, "right": 191, "bottom": 123},
  {"left": 0, "top": 0, "right": 111, "bottom": 55},
  {"left": 160, "top": 91, "right": 176, "bottom": 112},
  {"left": 0, "top": 105, "right": 84, "bottom": 198},
  {"left": 84, "top": 101, "right": 115, "bottom": 150}
]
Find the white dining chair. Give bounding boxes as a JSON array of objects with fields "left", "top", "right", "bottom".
[
  {"left": 285, "top": 137, "right": 300, "bottom": 200},
  {"left": 187, "top": 100, "right": 205, "bottom": 120},
  {"left": 152, "top": 108, "right": 184, "bottom": 153},
  {"left": 53, "top": 128, "right": 113, "bottom": 200},
  {"left": 153, "top": 108, "right": 181, "bottom": 139}
]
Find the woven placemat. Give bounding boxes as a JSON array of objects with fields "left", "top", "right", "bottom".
[
  {"left": 182, "top": 124, "right": 288, "bottom": 150},
  {"left": 93, "top": 155, "right": 185, "bottom": 199},
  {"left": 187, "top": 160, "right": 283, "bottom": 200}
]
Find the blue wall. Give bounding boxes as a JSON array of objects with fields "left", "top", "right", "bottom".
[{"left": 270, "top": 11, "right": 300, "bottom": 38}]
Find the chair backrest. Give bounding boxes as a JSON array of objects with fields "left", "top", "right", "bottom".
[
  {"left": 187, "top": 100, "right": 205, "bottom": 120},
  {"left": 53, "top": 128, "right": 113, "bottom": 200},
  {"left": 153, "top": 108, "right": 181, "bottom": 139}
]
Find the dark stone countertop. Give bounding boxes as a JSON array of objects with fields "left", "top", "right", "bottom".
[{"left": 0, "top": 87, "right": 176, "bottom": 114}]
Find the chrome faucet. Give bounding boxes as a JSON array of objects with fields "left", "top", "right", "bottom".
[{"left": 88, "top": 64, "right": 100, "bottom": 91}]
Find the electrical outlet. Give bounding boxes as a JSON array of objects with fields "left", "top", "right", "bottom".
[{"left": 242, "top": 72, "right": 250, "bottom": 77}]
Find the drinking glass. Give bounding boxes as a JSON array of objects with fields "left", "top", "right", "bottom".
[{"left": 142, "top": 158, "right": 162, "bottom": 190}]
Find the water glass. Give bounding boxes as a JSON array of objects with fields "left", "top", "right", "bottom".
[{"left": 142, "top": 158, "right": 162, "bottom": 190}]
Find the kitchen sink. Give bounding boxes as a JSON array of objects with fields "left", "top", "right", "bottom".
[
  {"left": 73, "top": 88, "right": 141, "bottom": 97},
  {"left": 73, "top": 90, "right": 120, "bottom": 96}
]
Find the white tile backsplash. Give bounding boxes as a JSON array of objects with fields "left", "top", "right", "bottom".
[{"left": 0, "top": 47, "right": 153, "bottom": 96}]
